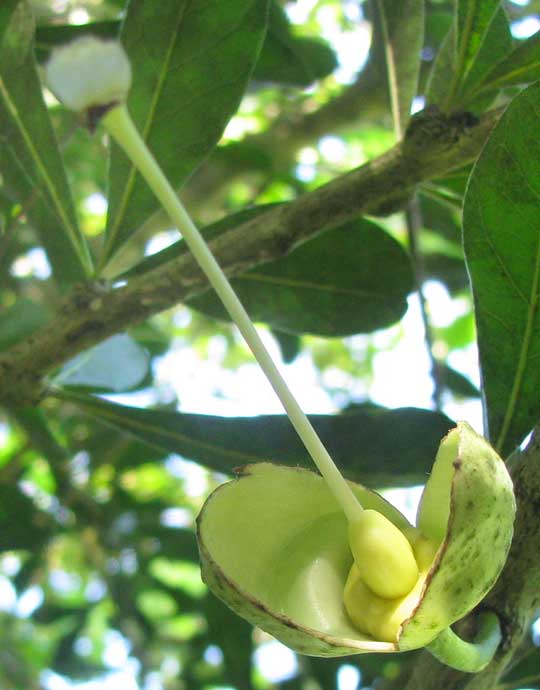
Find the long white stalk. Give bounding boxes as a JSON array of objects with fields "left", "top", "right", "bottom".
[{"left": 103, "top": 104, "right": 364, "bottom": 524}]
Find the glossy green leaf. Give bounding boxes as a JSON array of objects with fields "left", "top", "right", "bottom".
[
  {"left": 375, "top": 0, "right": 424, "bottom": 136},
  {"left": 54, "top": 334, "right": 150, "bottom": 393},
  {"left": 69, "top": 419, "right": 166, "bottom": 471},
  {"left": 0, "top": 0, "right": 21, "bottom": 44},
  {"left": 463, "top": 82, "right": 540, "bottom": 456},
  {"left": 455, "top": 0, "right": 502, "bottom": 88},
  {"left": 56, "top": 390, "right": 454, "bottom": 487},
  {"left": 425, "top": 25, "right": 453, "bottom": 108},
  {"left": 272, "top": 329, "right": 301, "bottom": 364},
  {"left": 472, "top": 30, "right": 540, "bottom": 96},
  {"left": 438, "top": 312, "right": 475, "bottom": 350},
  {"left": 103, "top": 0, "right": 269, "bottom": 262},
  {"left": 440, "top": 364, "right": 479, "bottom": 399},
  {"left": 122, "top": 207, "right": 413, "bottom": 336},
  {"left": 256, "top": 0, "right": 337, "bottom": 86},
  {"left": 424, "top": 9, "right": 453, "bottom": 53},
  {"left": 457, "top": 6, "right": 512, "bottom": 103},
  {"left": 427, "top": 7, "right": 511, "bottom": 110},
  {"left": 257, "top": 36, "right": 336, "bottom": 86},
  {"left": 0, "top": 2, "right": 92, "bottom": 285},
  {"left": 191, "top": 218, "right": 413, "bottom": 336}
]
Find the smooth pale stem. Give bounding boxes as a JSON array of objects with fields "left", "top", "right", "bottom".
[
  {"left": 426, "top": 612, "right": 501, "bottom": 673},
  {"left": 103, "top": 104, "right": 363, "bottom": 524}
]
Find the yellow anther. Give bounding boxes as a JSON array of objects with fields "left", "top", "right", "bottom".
[{"left": 348, "top": 509, "right": 419, "bottom": 599}]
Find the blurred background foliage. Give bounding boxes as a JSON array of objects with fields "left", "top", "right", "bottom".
[{"left": 2, "top": 0, "right": 540, "bottom": 688}]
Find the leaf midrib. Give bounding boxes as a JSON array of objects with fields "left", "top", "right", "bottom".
[
  {"left": 0, "top": 76, "right": 91, "bottom": 274},
  {"left": 65, "top": 397, "right": 274, "bottom": 464},
  {"left": 241, "top": 272, "right": 401, "bottom": 300},
  {"left": 495, "top": 220, "right": 540, "bottom": 453},
  {"left": 103, "top": 4, "right": 188, "bottom": 261}
]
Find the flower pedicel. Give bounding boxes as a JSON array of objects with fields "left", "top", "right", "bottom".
[{"left": 45, "top": 37, "right": 516, "bottom": 671}]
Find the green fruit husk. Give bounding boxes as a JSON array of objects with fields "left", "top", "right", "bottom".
[{"left": 197, "top": 423, "right": 515, "bottom": 656}]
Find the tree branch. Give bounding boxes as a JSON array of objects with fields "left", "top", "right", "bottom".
[{"left": 0, "top": 106, "right": 501, "bottom": 407}]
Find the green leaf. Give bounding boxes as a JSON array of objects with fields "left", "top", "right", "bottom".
[
  {"left": 255, "top": 0, "right": 337, "bottom": 86},
  {"left": 463, "top": 82, "right": 540, "bottom": 456},
  {"left": 375, "top": 0, "right": 424, "bottom": 136},
  {"left": 440, "top": 364, "right": 479, "bottom": 399},
  {"left": 457, "top": 6, "right": 512, "bottom": 102},
  {"left": 190, "top": 217, "right": 413, "bottom": 336},
  {"left": 425, "top": 27, "right": 454, "bottom": 107},
  {"left": 473, "top": 30, "right": 540, "bottom": 96},
  {"left": 426, "top": 6, "right": 511, "bottom": 110},
  {"left": 438, "top": 312, "right": 475, "bottom": 350},
  {"left": 0, "top": 2, "right": 92, "bottom": 285},
  {"left": 54, "top": 334, "right": 150, "bottom": 393},
  {"left": 69, "top": 420, "right": 167, "bottom": 471},
  {"left": 103, "top": 0, "right": 269, "bottom": 263},
  {"left": 259, "top": 36, "right": 336, "bottom": 85},
  {"left": 455, "top": 0, "right": 502, "bottom": 87},
  {"left": 56, "top": 390, "right": 454, "bottom": 487},
  {"left": 122, "top": 207, "right": 413, "bottom": 336},
  {"left": 0, "top": 0, "right": 21, "bottom": 44},
  {"left": 271, "top": 329, "right": 301, "bottom": 363}
]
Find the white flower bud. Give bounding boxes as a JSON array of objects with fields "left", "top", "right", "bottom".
[{"left": 45, "top": 36, "right": 132, "bottom": 112}]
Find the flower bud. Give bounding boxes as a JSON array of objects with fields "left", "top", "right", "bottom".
[{"left": 45, "top": 37, "right": 132, "bottom": 112}]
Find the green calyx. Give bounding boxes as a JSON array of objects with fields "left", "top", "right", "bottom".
[{"left": 197, "top": 422, "right": 515, "bottom": 664}]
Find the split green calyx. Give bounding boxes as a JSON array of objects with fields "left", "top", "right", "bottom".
[
  {"left": 45, "top": 38, "right": 516, "bottom": 672},
  {"left": 198, "top": 424, "right": 515, "bottom": 668}
]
